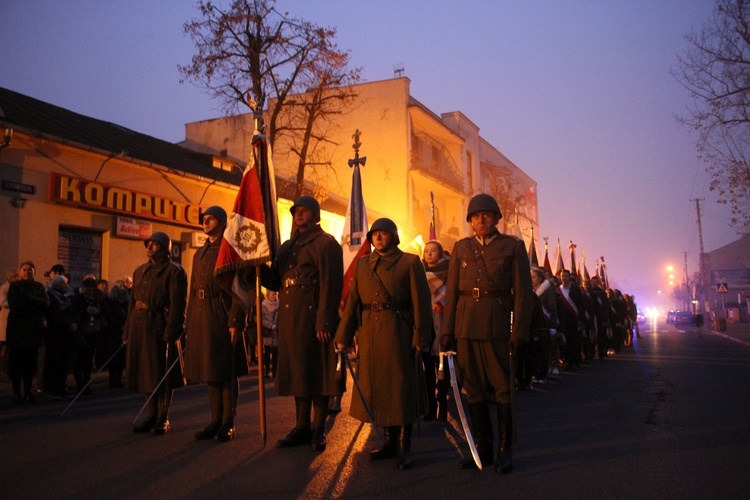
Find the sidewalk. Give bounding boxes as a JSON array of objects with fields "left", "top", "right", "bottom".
[{"left": 711, "top": 320, "right": 750, "bottom": 347}]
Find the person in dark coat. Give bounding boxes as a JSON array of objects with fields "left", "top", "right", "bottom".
[
  {"left": 124, "top": 231, "right": 188, "bottom": 435},
  {"left": 184, "top": 206, "right": 247, "bottom": 443},
  {"left": 101, "top": 280, "right": 129, "bottom": 388},
  {"left": 440, "top": 194, "right": 534, "bottom": 474},
  {"left": 264, "top": 196, "right": 343, "bottom": 452},
  {"left": 71, "top": 277, "right": 105, "bottom": 395},
  {"left": 7, "top": 261, "right": 50, "bottom": 404},
  {"left": 335, "top": 218, "right": 432, "bottom": 470},
  {"left": 44, "top": 275, "right": 76, "bottom": 399}
]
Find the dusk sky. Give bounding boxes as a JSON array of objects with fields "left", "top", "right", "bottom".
[{"left": 1, "top": 0, "right": 738, "bottom": 309}]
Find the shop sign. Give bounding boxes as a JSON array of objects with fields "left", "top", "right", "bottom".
[
  {"left": 2, "top": 179, "right": 36, "bottom": 195},
  {"left": 116, "top": 217, "right": 153, "bottom": 240},
  {"left": 49, "top": 173, "right": 203, "bottom": 227}
]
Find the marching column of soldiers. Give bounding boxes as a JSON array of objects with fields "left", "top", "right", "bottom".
[{"left": 3, "top": 193, "right": 644, "bottom": 475}]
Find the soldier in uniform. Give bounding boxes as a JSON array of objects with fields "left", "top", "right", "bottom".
[
  {"left": 124, "top": 231, "right": 188, "bottom": 435},
  {"left": 335, "top": 218, "right": 432, "bottom": 470},
  {"left": 265, "top": 196, "right": 343, "bottom": 452},
  {"left": 440, "top": 194, "right": 534, "bottom": 474},
  {"left": 184, "top": 206, "right": 247, "bottom": 442}
]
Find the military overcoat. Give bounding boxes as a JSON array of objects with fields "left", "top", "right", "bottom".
[
  {"left": 123, "top": 255, "right": 187, "bottom": 393},
  {"left": 335, "top": 247, "right": 432, "bottom": 427},
  {"left": 183, "top": 237, "right": 247, "bottom": 383},
  {"left": 272, "top": 224, "right": 343, "bottom": 398}
]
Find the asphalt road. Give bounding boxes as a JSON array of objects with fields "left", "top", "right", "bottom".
[{"left": 1, "top": 319, "right": 749, "bottom": 499}]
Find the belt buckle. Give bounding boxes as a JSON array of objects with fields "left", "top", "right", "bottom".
[
  {"left": 198, "top": 289, "right": 205, "bottom": 299},
  {"left": 472, "top": 287, "right": 480, "bottom": 299},
  {"left": 284, "top": 278, "right": 294, "bottom": 288},
  {"left": 371, "top": 302, "right": 381, "bottom": 312}
]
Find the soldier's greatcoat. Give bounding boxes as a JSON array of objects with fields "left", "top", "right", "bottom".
[
  {"left": 441, "top": 232, "right": 534, "bottom": 403},
  {"left": 124, "top": 255, "right": 187, "bottom": 393},
  {"left": 335, "top": 247, "right": 432, "bottom": 426},
  {"left": 183, "top": 237, "right": 247, "bottom": 383},
  {"left": 272, "top": 224, "right": 343, "bottom": 398}
]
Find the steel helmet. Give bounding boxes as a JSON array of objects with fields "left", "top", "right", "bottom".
[
  {"left": 199, "top": 205, "right": 227, "bottom": 226},
  {"left": 290, "top": 195, "right": 321, "bottom": 222},
  {"left": 367, "top": 218, "right": 400, "bottom": 246},
  {"left": 144, "top": 231, "right": 172, "bottom": 252},
  {"left": 466, "top": 193, "right": 502, "bottom": 222}
]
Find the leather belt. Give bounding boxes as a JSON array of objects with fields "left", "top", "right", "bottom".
[
  {"left": 283, "top": 277, "right": 317, "bottom": 288},
  {"left": 362, "top": 301, "right": 409, "bottom": 312},
  {"left": 460, "top": 288, "right": 509, "bottom": 299},
  {"left": 135, "top": 301, "right": 150, "bottom": 311},
  {"left": 196, "top": 289, "right": 220, "bottom": 299}
]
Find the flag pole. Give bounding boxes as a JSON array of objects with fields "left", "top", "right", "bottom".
[
  {"left": 255, "top": 270, "right": 266, "bottom": 446},
  {"left": 252, "top": 103, "right": 268, "bottom": 446}
]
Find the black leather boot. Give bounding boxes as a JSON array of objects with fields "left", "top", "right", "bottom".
[
  {"left": 152, "top": 390, "right": 172, "bottom": 436},
  {"left": 370, "top": 426, "right": 399, "bottom": 460},
  {"left": 133, "top": 416, "right": 157, "bottom": 434},
  {"left": 311, "top": 427, "right": 326, "bottom": 451},
  {"left": 397, "top": 424, "right": 413, "bottom": 470},
  {"left": 214, "top": 420, "right": 236, "bottom": 442},
  {"left": 277, "top": 426, "right": 312, "bottom": 447},
  {"left": 195, "top": 421, "right": 221, "bottom": 440},
  {"left": 495, "top": 404, "right": 513, "bottom": 474},
  {"left": 459, "top": 402, "right": 494, "bottom": 469}
]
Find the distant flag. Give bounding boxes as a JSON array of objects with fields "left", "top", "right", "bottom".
[
  {"left": 340, "top": 130, "right": 371, "bottom": 313},
  {"left": 568, "top": 241, "right": 578, "bottom": 277},
  {"left": 528, "top": 225, "right": 539, "bottom": 267},
  {"left": 428, "top": 191, "right": 437, "bottom": 241},
  {"left": 215, "top": 126, "right": 280, "bottom": 310},
  {"left": 543, "top": 237, "right": 553, "bottom": 276},
  {"left": 582, "top": 251, "right": 591, "bottom": 281},
  {"left": 600, "top": 255, "right": 610, "bottom": 289},
  {"left": 554, "top": 238, "right": 566, "bottom": 277}
]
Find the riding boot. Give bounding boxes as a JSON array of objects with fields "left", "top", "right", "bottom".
[
  {"left": 397, "top": 424, "right": 413, "bottom": 470},
  {"left": 436, "top": 379, "right": 449, "bottom": 421},
  {"left": 458, "top": 402, "right": 494, "bottom": 469},
  {"left": 215, "top": 382, "right": 236, "bottom": 442},
  {"left": 277, "top": 397, "right": 312, "bottom": 447},
  {"left": 195, "top": 384, "right": 223, "bottom": 440},
  {"left": 310, "top": 395, "right": 329, "bottom": 451},
  {"left": 495, "top": 403, "right": 513, "bottom": 474},
  {"left": 152, "top": 389, "right": 172, "bottom": 435},
  {"left": 370, "top": 426, "right": 399, "bottom": 460}
]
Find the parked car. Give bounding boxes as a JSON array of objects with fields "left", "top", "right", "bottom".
[
  {"left": 666, "top": 310, "right": 677, "bottom": 324},
  {"left": 673, "top": 310, "right": 695, "bottom": 326}
]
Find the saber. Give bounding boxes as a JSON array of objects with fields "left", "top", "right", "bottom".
[
  {"left": 61, "top": 342, "right": 126, "bottom": 416},
  {"left": 414, "top": 349, "right": 422, "bottom": 437},
  {"left": 133, "top": 342, "right": 183, "bottom": 425},
  {"left": 444, "top": 351, "right": 482, "bottom": 470},
  {"left": 341, "top": 350, "right": 383, "bottom": 443}
]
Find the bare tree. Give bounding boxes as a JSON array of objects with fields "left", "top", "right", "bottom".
[
  {"left": 674, "top": 0, "right": 750, "bottom": 233},
  {"left": 179, "top": 0, "right": 361, "bottom": 200}
]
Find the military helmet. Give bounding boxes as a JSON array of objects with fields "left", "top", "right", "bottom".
[
  {"left": 366, "top": 218, "right": 400, "bottom": 246},
  {"left": 199, "top": 205, "right": 227, "bottom": 226},
  {"left": 144, "top": 231, "right": 172, "bottom": 252},
  {"left": 290, "top": 195, "right": 321, "bottom": 222},
  {"left": 466, "top": 193, "right": 502, "bottom": 222}
]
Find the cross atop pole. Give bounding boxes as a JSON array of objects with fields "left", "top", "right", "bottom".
[{"left": 348, "top": 129, "right": 366, "bottom": 168}]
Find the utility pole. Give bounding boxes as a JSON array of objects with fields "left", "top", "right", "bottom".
[{"left": 691, "top": 198, "right": 707, "bottom": 313}]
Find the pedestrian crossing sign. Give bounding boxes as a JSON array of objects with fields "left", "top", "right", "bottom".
[{"left": 716, "top": 283, "right": 729, "bottom": 293}]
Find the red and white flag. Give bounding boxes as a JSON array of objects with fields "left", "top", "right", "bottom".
[
  {"left": 339, "top": 159, "right": 370, "bottom": 312},
  {"left": 215, "top": 129, "right": 280, "bottom": 310}
]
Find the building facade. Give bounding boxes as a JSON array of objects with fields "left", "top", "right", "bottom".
[{"left": 1, "top": 79, "right": 537, "bottom": 285}]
